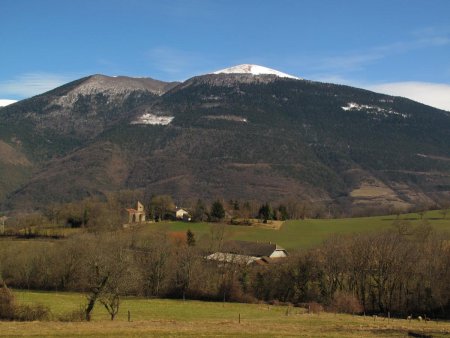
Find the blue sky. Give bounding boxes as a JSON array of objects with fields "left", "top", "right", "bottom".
[{"left": 1, "top": 0, "right": 450, "bottom": 110}]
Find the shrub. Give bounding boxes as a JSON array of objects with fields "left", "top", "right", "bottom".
[
  {"left": 329, "top": 291, "right": 363, "bottom": 314},
  {"left": 58, "top": 307, "right": 85, "bottom": 322},
  {"left": 0, "top": 281, "right": 51, "bottom": 321},
  {"left": 14, "top": 304, "right": 51, "bottom": 321},
  {"left": 0, "top": 282, "right": 16, "bottom": 320},
  {"left": 307, "top": 302, "right": 324, "bottom": 314}
]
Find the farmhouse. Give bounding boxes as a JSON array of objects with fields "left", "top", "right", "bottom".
[
  {"left": 206, "top": 240, "right": 288, "bottom": 265},
  {"left": 126, "top": 201, "right": 146, "bottom": 223},
  {"left": 176, "top": 208, "right": 191, "bottom": 221}
]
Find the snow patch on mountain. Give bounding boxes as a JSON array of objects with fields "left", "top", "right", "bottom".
[
  {"left": 342, "top": 102, "right": 409, "bottom": 118},
  {"left": 0, "top": 99, "right": 17, "bottom": 107},
  {"left": 213, "top": 64, "right": 300, "bottom": 80},
  {"left": 131, "top": 113, "right": 174, "bottom": 125},
  {"left": 204, "top": 115, "right": 248, "bottom": 123}
]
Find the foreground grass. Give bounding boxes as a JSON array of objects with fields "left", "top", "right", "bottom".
[{"left": 2, "top": 290, "right": 450, "bottom": 337}]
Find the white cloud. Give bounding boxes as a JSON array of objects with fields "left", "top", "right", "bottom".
[
  {"left": 318, "top": 53, "right": 385, "bottom": 73},
  {"left": 0, "top": 72, "right": 76, "bottom": 99},
  {"left": 367, "top": 82, "right": 450, "bottom": 112},
  {"left": 292, "top": 29, "right": 450, "bottom": 78},
  {"left": 0, "top": 99, "right": 17, "bottom": 107},
  {"left": 305, "top": 74, "right": 450, "bottom": 112}
]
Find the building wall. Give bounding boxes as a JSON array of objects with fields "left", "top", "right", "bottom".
[
  {"left": 137, "top": 202, "right": 144, "bottom": 212},
  {"left": 269, "top": 250, "right": 287, "bottom": 258},
  {"left": 128, "top": 211, "right": 146, "bottom": 223},
  {"left": 176, "top": 209, "right": 188, "bottom": 219}
]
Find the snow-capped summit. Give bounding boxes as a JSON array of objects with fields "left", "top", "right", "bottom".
[{"left": 213, "top": 64, "right": 300, "bottom": 80}]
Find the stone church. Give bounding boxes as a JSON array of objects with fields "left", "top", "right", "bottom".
[{"left": 126, "top": 201, "right": 146, "bottom": 223}]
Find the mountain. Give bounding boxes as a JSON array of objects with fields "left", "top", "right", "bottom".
[
  {"left": 0, "top": 75, "right": 178, "bottom": 203},
  {"left": 1, "top": 65, "right": 450, "bottom": 213},
  {"left": 213, "top": 64, "right": 301, "bottom": 79}
]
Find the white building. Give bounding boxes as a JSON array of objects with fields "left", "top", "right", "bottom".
[
  {"left": 206, "top": 240, "right": 288, "bottom": 265},
  {"left": 176, "top": 208, "right": 191, "bottom": 221}
]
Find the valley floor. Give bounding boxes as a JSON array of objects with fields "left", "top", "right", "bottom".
[
  {"left": 132, "top": 209, "right": 450, "bottom": 250},
  {"left": 4, "top": 210, "right": 450, "bottom": 253},
  {"left": 2, "top": 290, "right": 450, "bottom": 337}
]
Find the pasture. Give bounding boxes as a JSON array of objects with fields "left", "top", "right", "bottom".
[
  {"left": 1, "top": 290, "right": 449, "bottom": 337},
  {"left": 2, "top": 209, "right": 450, "bottom": 251},
  {"left": 136, "top": 209, "right": 450, "bottom": 250}
]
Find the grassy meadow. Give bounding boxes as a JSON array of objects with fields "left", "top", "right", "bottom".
[
  {"left": 0, "top": 290, "right": 448, "bottom": 337},
  {"left": 4, "top": 209, "right": 450, "bottom": 251},
  {"left": 134, "top": 209, "right": 450, "bottom": 250},
  {"left": 3, "top": 212, "right": 450, "bottom": 336}
]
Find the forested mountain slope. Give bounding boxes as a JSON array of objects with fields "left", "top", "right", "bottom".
[{"left": 2, "top": 70, "right": 450, "bottom": 212}]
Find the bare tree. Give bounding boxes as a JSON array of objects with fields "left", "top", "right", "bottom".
[
  {"left": 208, "top": 224, "right": 227, "bottom": 253},
  {"left": 318, "top": 235, "right": 350, "bottom": 300},
  {"left": 134, "top": 232, "right": 172, "bottom": 297},
  {"left": 53, "top": 236, "right": 87, "bottom": 290},
  {"left": 82, "top": 233, "right": 130, "bottom": 321},
  {"left": 172, "top": 244, "right": 199, "bottom": 299},
  {"left": 150, "top": 195, "right": 176, "bottom": 221},
  {"left": 100, "top": 288, "right": 120, "bottom": 320}
]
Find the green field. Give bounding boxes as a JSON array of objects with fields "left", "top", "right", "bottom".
[
  {"left": 1, "top": 290, "right": 449, "bottom": 337},
  {"left": 137, "top": 209, "right": 450, "bottom": 250},
  {"left": 3, "top": 212, "right": 450, "bottom": 336},
  {"left": 5, "top": 210, "right": 450, "bottom": 252}
]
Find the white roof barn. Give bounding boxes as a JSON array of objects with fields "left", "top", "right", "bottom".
[{"left": 206, "top": 240, "right": 288, "bottom": 265}]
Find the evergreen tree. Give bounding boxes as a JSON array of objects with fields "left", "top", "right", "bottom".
[
  {"left": 192, "top": 199, "right": 207, "bottom": 222},
  {"left": 258, "top": 203, "right": 271, "bottom": 223},
  {"left": 278, "top": 204, "right": 289, "bottom": 221},
  {"left": 233, "top": 200, "right": 240, "bottom": 210},
  {"left": 186, "top": 229, "right": 196, "bottom": 246},
  {"left": 210, "top": 200, "right": 225, "bottom": 221}
]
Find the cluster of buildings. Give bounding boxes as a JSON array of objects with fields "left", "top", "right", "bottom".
[
  {"left": 125, "top": 201, "right": 190, "bottom": 224},
  {"left": 125, "top": 201, "right": 288, "bottom": 266},
  {"left": 206, "top": 240, "right": 288, "bottom": 266}
]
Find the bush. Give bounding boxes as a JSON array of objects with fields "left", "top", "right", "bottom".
[
  {"left": 0, "top": 282, "right": 16, "bottom": 320},
  {"left": 269, "top": 299, "right": 281, "bottom": 306},
  {"left": 307, "top": 302, "right": 324, "bottom": 314},
  {"left": 14, "top": 304, "right": 51, "bottom": 321},
  {"left": 229, "top": 218, "right": 253, "bottom": 226},
  {"left": 58, "top": 307, "right": 85, "bottom": 322},
  {"left": 0, "top": 281, "right": 51, "bottom": 321},
  {"left": 329, "top": 291, "right": 363, "bottom": 314}
]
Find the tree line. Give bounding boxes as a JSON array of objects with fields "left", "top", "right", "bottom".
[
  {"left": 1, "top": 222, "right": 450, "bottom": 320},
  {"left": 5, "top": 191, "right": 317, "bottom": 231},
  {"left": 5, "top": 188, "right": 447, "bottom": 232}
]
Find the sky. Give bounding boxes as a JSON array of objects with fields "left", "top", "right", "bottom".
[{"left": 1, "top": 0, "right": 450, "bottom": 110}]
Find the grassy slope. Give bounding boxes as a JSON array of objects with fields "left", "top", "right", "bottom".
[
  {"left": 2, "top": 210, "right": 450, "bottom": 253},
  {"left": 1, "top": 211, "right": 450, "bottom": 251},
  {"left": 2, "top": 290, "right": 449, "bottom": 337},
  {"left": 137, "top": 209, "right": 450, "bottom": 250}
]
